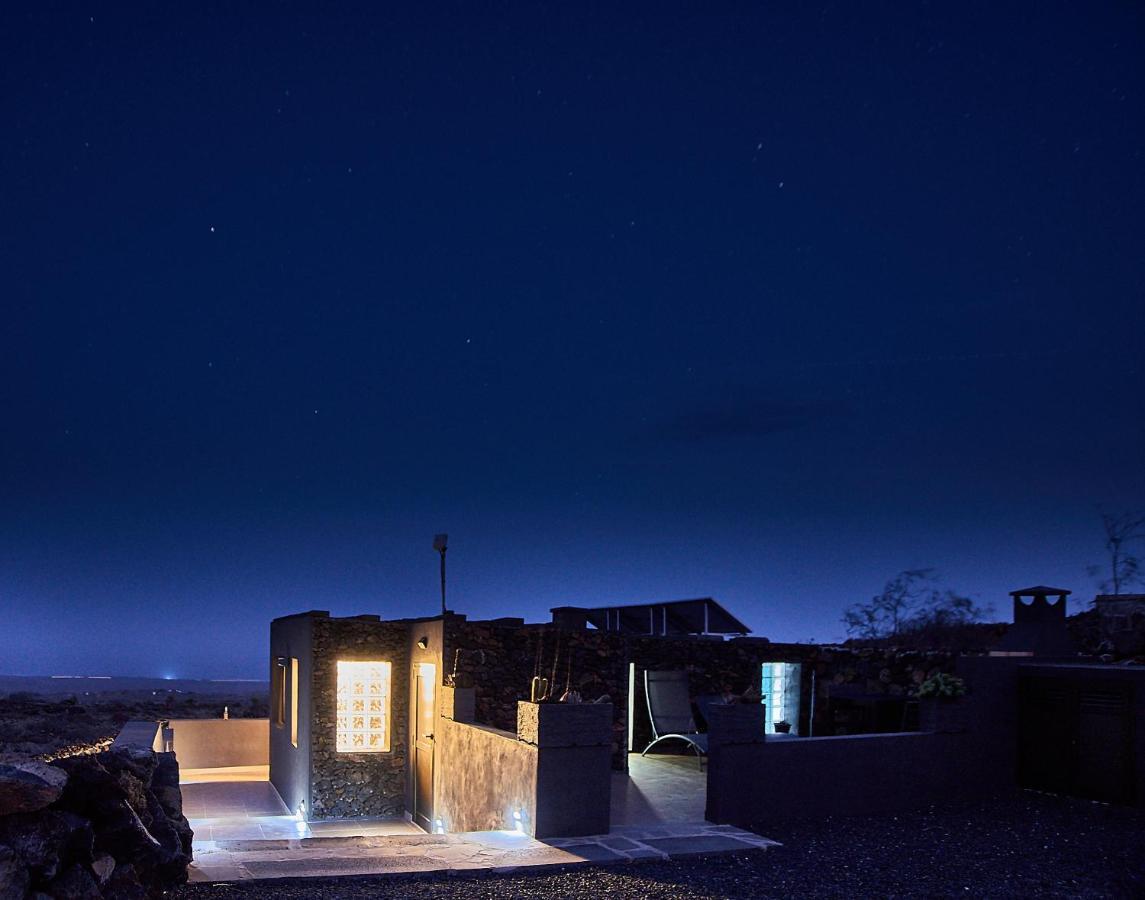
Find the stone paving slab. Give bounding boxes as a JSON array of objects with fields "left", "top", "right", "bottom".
[
  {"left": 187, "top": 823, "right": 779, "bottom": 883},
  {"left": 544, "top": 843, "right": 627, "bottom": 863},
  {"left": 641, "top": 834, "right": 766, "bottom": 856}
]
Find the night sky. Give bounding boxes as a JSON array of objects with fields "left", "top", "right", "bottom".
[{"left": 3, "top": 3, "right": 1143, "bottom": 679}]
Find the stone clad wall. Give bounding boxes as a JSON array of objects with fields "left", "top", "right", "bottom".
[
  {"left": 309, "top": 617, "right": 410, "bottom": 819},
  {"left": 442, "top": 616, "right": 959, "bottom": 770},
  {"left": 442, "top": 618, "right": 630, "bottom": 765}
]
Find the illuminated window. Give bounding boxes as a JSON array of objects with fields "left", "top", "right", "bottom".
[
  {"left": 290, "top": 658, "right": 299, "bottom": 748},
  {"left": 761, "top": 662, "right": 802, "bottom": 735},
  {"left": 336, "top": 661, "right": 391, "bottom": 752}
]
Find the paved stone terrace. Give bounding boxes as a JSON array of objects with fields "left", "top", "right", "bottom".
[
  {"left": 185, "top": 754, "right": 777, "bottom": 882},
  {"left": 188, "top": 824, "right": 777, "bottom": 882}
]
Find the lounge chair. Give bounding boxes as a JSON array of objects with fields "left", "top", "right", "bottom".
[{"left": 642, "top": 670, "right": 708, "bottom": 768}]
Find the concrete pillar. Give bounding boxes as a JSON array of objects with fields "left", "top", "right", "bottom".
[
  {"left": 517, "top": 702, "right": 613, "bottom": 838},
  {"left": 705, "top": 703, "right": 766, "bottom": 825},
  {"left": 440, "top": 686, "right": 475, "bottom": 724}
]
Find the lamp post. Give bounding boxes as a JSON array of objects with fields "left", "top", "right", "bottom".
[{"left": 433, "top": 534, "right": 448, "bottom": 615}]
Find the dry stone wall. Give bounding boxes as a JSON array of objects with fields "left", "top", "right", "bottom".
[
  {"left": 0, "top": 747, "right": 192, "bottom": 898},
  {"left": 442, "top": 616, "right": 959, "bottom": 769},
  {"left": 309, "top": 617, "right": 410, "bottom": 819}
]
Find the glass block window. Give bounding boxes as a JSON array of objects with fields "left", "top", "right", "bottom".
[
  {"left": 336, "top": 660, "right": 391, "bottom": 752},
  {"left": 761, "top": 662, "right": 802, "bottom": 735}
]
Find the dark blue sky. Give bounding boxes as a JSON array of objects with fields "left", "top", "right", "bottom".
[{"left": 3, "top": 2, "right": 1143, "bottom": 678}]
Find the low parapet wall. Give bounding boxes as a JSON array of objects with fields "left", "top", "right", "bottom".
[
  {"left": 112, "top": 720, "right": 162, "bottom": 751},
  {"left": 435, "top": 718, "right": 538, "bottom": 834},
  {"left": 164, "top": 718, "right": 269, "bottom": 770},
  {"left": 704, "top": 682, "right": 1011, "bottom": 829},
  {"left": 707, "top": 727, "right": 971, "bottom": 829},
  {"left": 433, "top": 691, "right": 611, "bottom": 838},
  {"left": 518, "top": 701, "right": 612, "bottom": 838}
]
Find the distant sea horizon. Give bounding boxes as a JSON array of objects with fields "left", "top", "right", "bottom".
[{"left": 0, "top": 674, "right": 269, "bottom": 695}]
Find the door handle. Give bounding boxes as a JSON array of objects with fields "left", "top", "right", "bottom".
[{"left": 424, "top": 733, "right": 434, "bottom": 741}]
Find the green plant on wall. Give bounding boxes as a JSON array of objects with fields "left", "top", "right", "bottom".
[{"left": 916, "top": 672, "right": 966, "bottom": 700}]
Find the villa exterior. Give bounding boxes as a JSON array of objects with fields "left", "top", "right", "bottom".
[
  {"left": 268, "top": 598, "right": 789, "bottom": 834},
  {"left": 268, "top": 589, "right": 1145, "bottom": 837}
]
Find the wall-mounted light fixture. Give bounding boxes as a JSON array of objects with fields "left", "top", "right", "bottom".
[{"left": 417, "top": 636, "right": 429, "bottom": 650}]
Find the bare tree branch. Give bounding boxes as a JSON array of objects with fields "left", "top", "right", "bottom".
[
  {"left": 842, "top": 569, "right": 990, "bottom": 641},
  {"left": 1094, "top": 510, "right": 1145, "bottom": 596}
]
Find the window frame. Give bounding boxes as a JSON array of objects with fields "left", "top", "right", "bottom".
[
  {"left": 272, "top": 659, "right": 287, "bottom": 728},
  {"left": 290, "top": 658, "right": 299, "bottom": 747},
  {"left": 335, "top": 660, "right": 392, "bottom": 753}
]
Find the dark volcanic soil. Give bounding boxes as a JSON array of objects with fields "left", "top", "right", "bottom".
[
  {"left": 0, "top": 692, "right": 268, "bottom": 762},
  {"left": 173, "top": 791, "right": 1145, "bottom": 899}
]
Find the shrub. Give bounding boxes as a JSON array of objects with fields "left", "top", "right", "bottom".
[{"left": 916, "top": 672, "right": 966, "bottom": 700}]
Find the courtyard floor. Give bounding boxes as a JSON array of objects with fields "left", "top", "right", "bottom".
[
  {"left": 174, "top": 791, "right": 1145, "bottom": 898},
  {"left": 183, "top": 754, "right": 775, "bottom": 883}
]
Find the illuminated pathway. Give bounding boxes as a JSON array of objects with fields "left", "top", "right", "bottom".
[{"left": 183, "top": 755, "right": 777, "bottom": 882}]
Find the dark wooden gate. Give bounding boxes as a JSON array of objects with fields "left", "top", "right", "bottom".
[{"left": 1018, "top": 675, "right": 1135, "bottom": 804}]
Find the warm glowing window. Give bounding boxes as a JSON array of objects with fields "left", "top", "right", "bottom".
[
  {"left": 290, "top": 658, "right": 299, "bottom": 748},
  {"left": 336, "top": 661, "right": 391, "bottom": 752}
]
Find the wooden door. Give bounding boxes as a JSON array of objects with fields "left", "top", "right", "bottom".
[
  {"left": 412, "top": 664, "right": 436, "bottom": 831},
  {"left": 1018, "top": 677, "right": 1074, "bottom": 796},
  {"left": 1018, "top": 676, "right": 1135, "bottom": 805},
  {"left": 1075, "top": 682, "right": 1133, "bottom": 803}
]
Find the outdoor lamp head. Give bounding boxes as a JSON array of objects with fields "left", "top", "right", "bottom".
[{"left": 433, "top": 534, "right": 448, "bottom": 552}]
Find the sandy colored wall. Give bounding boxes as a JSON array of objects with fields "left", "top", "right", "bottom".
[
  {"left": 270, "top": 612, "right": 314, "bottom": 816},
  {"left": 434, "top": 717, "right": 538, "bottom": 834},
  {"left": 166, "top": 718, "right": 269, "bottom": 770}
]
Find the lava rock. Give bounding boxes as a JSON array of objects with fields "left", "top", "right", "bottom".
[
  {"left": 42, "top": 863, "right": 101, "bottom": 900},
  {"left": 0, "top": 762, "right": 67, "bottom": 816},
  {"left": 53, "top": 755, "right": 125, "bottom": 822},
  {"left": 91, "top": 796, "right": 163, "bottom": 864},
  {"left": 104, "top": 862, "right": 148, "bottom": 900},
  {"left": 0, "top": 844, "right": 30, "bottom": 900},
  {"left": 90, "top": 852, "right": 115, "bottom": 886},
  {"left": 151, "top": 754, "right": 184, "bottom": 820},
  {"left": 0, "top": 810, "right": 86, "bottom": 883}
]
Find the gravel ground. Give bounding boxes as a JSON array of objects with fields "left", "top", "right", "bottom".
[{"left": 172, "top": 792, "right": 1145, "bottom": 899}]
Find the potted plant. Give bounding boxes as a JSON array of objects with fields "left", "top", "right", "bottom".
[
  {"left": 917, "top": 672, "right": 966, "bottom": 700},
  {"left": 916, "top": 672, "right": 968, "bottom": 733},
  {"left": 773, "top": 719, "right": 791, "bottom": 734}
]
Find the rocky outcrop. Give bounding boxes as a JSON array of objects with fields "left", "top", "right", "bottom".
[
  {"left": 0, "top": 844, "right": 30, "bottom": 899},
  {"left": 0, "top": 747, "right": 192, "bottom": 899},
  {"left": 0, "top": 763, "right": 67, "bottom": 817}
]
